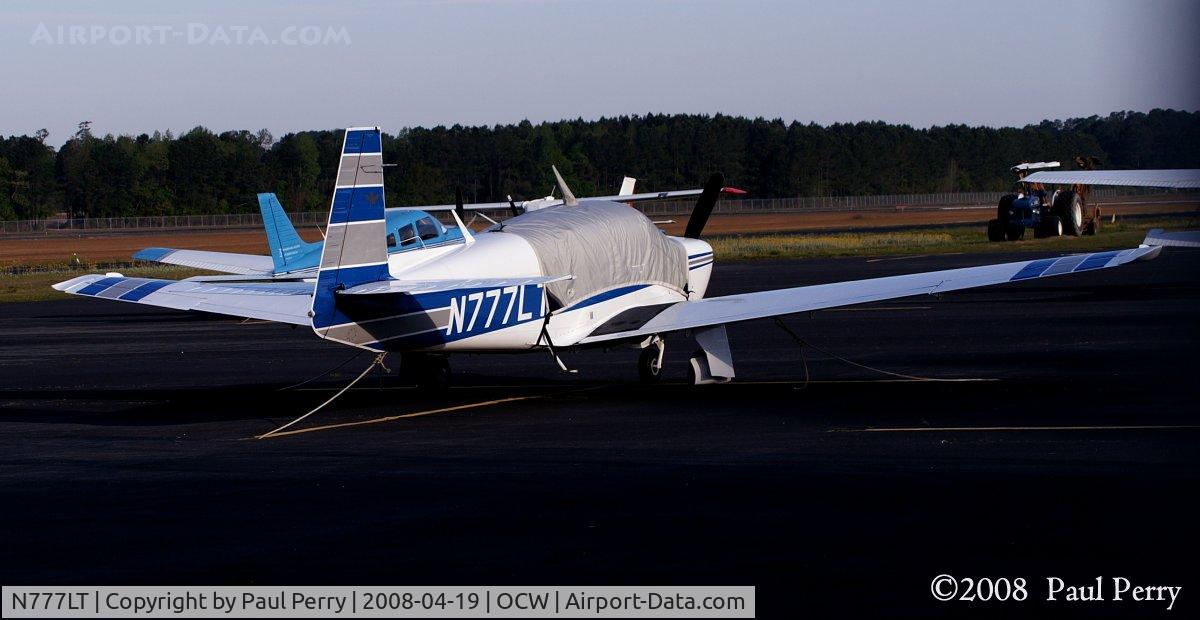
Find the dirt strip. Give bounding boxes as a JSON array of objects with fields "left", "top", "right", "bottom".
[{"left": 3, "top": 201, "right": 1195, "bottom": 265}]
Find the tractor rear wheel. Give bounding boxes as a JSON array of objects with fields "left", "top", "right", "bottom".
[
  {"left": 987, "top": 219, "right": 1006, "bottom": 242},
  {"left": 997, "top": 194, "right": 1016, "bottom": 225},
  {"left": 1054, "top": 191, "right": 1083, "bottom": 236}
]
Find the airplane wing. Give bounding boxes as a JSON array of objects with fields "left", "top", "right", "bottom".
[
  {"left": 391, "top": 187, "right": 743, "bottom": 212},
  {"left": 1143, "top": 228, "right": 1200, "bottom": 248},
  {"left": 580, "top": 246, "right": 1161, "bottom": 344},
  {"left": 52, "top": 274, "right": 313, "bottom": 325},
  {"left": 1020, "top": 169, "right": 1200, "bottom": 188},
  {"left": 134, "top": 247, "right": 275, "bottom": 275}
]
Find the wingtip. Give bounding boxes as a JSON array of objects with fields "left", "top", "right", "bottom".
[
  {"left": 1139, "top": 244, "right": 1164, "bottom": 261},
  {"left": 51, "top": 274, "right": 98, "bottom": 292}
]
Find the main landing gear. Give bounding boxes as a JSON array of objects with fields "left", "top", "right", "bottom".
[
  {"left": 638, "top": 337, "right": 665, "bottom": 383},
  {"left": 401, "top": 352, "right": 451, "bottom": 390},
  {"left": 637, "top": 327, "right": 736, "bottom": 385}
]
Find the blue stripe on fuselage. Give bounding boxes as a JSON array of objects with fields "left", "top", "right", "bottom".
[
  {"left": 563, "top": 284, "right": 649, "bottom": 312},
  {"left": 358, "top": 283, "right": 547, "bottom": 350}
]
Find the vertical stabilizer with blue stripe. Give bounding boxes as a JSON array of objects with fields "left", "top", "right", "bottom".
[
  {"left": 310, "top": 127, "right": 391, "bottom": 348},
  {"left": 258, "top": 193, "right": 321, "bottom": 273}
]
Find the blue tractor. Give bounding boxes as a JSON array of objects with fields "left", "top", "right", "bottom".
[{"left": 987, "top": 161, "right": 1097, "bottom": 242}]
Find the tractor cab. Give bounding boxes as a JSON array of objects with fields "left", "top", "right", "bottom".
[{"left": 988, "top": 160, "right": 1099, "bottom": 242}]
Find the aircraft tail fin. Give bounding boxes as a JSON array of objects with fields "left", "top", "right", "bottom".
[
  {"left": 309, "top": 127, "right": 392, "bottom": 346},
  {"left": 258, "top": 193, "right": 320, "bottom": 272}
]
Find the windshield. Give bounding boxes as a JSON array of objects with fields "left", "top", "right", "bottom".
[
  {"left": 398, "top": 223, "right": 417, "bottom": 246},
  {"left": 416, "top": 216, "right": 443, "bottom": 241}
]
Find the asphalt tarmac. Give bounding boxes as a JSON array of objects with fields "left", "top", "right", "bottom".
[{"left": 2, "top": 249, "right": 1197, "bottom": 616}]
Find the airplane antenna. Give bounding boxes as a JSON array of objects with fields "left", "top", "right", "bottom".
[
  {"left": 475, "top": 211, "right": 503, "bottom": 230},
  {"left": 450, "top": 188, "right": 475, "bottom": 244},
  {"left": 552, "top": 166, "right": 577, "bottom": 206}
]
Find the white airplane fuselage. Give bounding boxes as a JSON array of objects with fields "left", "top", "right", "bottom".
[{"left": 379, "top": 209, "right": 712, "bottom": 352}]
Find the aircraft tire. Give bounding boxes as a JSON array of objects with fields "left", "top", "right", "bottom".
[
  {"left": 405, "top": 353, "right": 451, "bottom": 391},
  {"left": 420, "top": 357, "right": 452, "bottom": 391},
  {"left": 637, "top": 346, "right": 663, "bottom": 383}
]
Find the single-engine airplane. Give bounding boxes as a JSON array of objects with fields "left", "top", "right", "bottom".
[{"left": 55, "top": 127, "right": 1168, "bottom": 389}]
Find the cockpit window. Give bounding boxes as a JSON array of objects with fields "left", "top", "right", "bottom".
[
  {"left": 386, "top": 233, "right": 397, "bottom": 248},
  {"left": 398, "top": 224, "right": 417, "bottom": 246},
  {"left": 416, "top": 216, "right": 443, "bottom": 241}
]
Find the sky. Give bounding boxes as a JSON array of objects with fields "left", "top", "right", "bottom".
[{"left": 2, "top": 0, "right": 1198, "bottom": 147}]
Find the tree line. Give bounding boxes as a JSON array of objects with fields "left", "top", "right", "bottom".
[{"left": 1, "top": 109, "right": 1197, "bottom": 221}]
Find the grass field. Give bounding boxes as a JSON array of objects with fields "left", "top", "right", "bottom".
[
  {"left": 1, "top": 266, "right": 211, "bottom": 303},
  {"left": 2, "top": 216, "right": 1195, "bottom": 303},
  {"left": 707, "top": 217, "right": 1199, "bottom": 260}
]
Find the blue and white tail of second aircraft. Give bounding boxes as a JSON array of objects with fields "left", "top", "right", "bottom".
[
  {"left": 260, "top": 193, "right": 323, "bottom": 273},
  {"left": 131, "top": 193, "right": 322, "bottom": 277}
]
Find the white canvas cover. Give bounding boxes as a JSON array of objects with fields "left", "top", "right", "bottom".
[{"left": 501, "top": 200, "right": 688, "bottom": 307}]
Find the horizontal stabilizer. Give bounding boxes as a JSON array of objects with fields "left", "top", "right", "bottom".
[
  {"left": 54, "top": 273, "right": 313, "bottom": 325},
  {"left": 133, "top": 247, "right": 275, "bottom": 275}
]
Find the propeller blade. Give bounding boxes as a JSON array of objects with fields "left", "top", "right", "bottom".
[
  {"left": 507, "top": 194, "right": 523, "bottom": 217},
  {"left": 455, "top": 188, "right": 466, "bottom": 221},
  {"left": 684, "top": 173, "right": 725, "bottom": 239}
]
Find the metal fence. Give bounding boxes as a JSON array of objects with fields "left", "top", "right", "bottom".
[
  {"left": 0, "top": 211, "right": 331, "bottom": 234},
  {"left": 2, "top": 188, "right": 1187, "bottom": 234}
]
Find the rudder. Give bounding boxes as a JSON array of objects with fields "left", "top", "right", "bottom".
[{"left": 309, "top": 127, "right": 391, "bottom": 347}]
